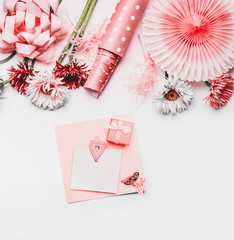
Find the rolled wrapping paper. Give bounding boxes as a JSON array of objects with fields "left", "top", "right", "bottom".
[{"left": 84, "top": 0, "right": 149, "bottom": 98}]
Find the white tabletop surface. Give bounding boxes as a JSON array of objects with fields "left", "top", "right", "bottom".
[{"left": 1, "top": 0, "right": 234, "bottom": 239}]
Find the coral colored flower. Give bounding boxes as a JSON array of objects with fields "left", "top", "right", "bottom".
[
  {"left": 154, "top": 75, "right": 194, "bottom": 114},
  {"left": 204, "top": 73, "right": 234, "bottom": 109},
  {"left": 26, "top": 72, "right": 69, "bottom": 110},
  {"left": 54, "top": 61, "right": 89, "bottom": 89},
  {"left": 143, "top": 0, "right": 234, "bottom": 82},
  {"left": 8, "top": 62, "right": 35, "bottom": 95},
  {"left": 0, "top": 0, "right": 69, "bottom": 62}
]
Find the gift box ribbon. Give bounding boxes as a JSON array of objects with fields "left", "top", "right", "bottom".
[
  {"left": 0, "top": 0, "right": 68, "bottom": 62},
  {"left": 107, "top": 121, "right": 131, "bottom": 144}
]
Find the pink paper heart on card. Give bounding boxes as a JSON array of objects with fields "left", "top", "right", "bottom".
[{"left": 89, "top": 137, "right": 106, "bottom": 162}]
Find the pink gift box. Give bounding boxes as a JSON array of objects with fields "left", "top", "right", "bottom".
[{"left": 106, "top": 119, "right": 134, "bottom": 145}]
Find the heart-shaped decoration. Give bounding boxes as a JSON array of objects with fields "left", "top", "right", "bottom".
[
  {"left": 89, "top": 137, "right": 106, "bottom": 162},
  {"left": 121, "top": 172, "right": 139, "bottom": 185}
]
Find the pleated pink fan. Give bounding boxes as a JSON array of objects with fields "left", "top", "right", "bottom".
[{"left": 142, "top": 0, "right": 234, "bottom": 82}]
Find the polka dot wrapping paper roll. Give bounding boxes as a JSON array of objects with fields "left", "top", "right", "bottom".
[
  {"left": 100, "top": 0, "right": 148, "bottom": 58},
  {"left": 84, "top": 0, "right": 149, "bottom": 98}
]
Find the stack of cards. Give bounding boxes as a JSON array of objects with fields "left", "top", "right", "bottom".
[{"left": 55, "top": 114, "right": 144, "bottom": 203}]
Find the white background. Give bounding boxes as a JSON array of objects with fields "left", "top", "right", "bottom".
[{"left": 1, "top": 0, "right": 234, "bottom": 239}]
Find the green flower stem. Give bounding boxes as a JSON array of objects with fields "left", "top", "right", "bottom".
[
  {"left": 79, "top": 0, "right": 97, "bottom": 37},
  {"left": 22, "top": 57, "right": 29, "bottom": 66},
  {"left": 50, "top": 0, "right": 63, "bottom": 13},
  {"left": 0, "top": 51, "right": 17, "bottom": 64},
  {"left": 57, "top": 0, "right": 94, "bottom": 65},
  {"left": 68, "top": 0, "right": 98, "bottom": 63},
  {"left": 3, "top": 79, "right": 11, "bottom": 85},
  {"left": 205, "top": 81, "right": 212, "bottom": 89},
  {"left": 31, "top": 58, "right": 36, "bottom": 69}
]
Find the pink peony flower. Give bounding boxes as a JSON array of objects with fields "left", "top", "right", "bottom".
[{"left": 0, "top": 0, "right": 69, "bottom": 62}]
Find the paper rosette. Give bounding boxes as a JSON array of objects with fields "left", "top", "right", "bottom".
[{"left": 142, "top": 0, "right": 234, "bottom": 82}]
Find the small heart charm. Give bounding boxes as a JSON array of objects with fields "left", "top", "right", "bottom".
[{"left": 89, "top": 136, "right": 106, "bottom": 162}]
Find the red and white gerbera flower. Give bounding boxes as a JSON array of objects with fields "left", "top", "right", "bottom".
[
  {"left": 26, "top": 72, "right": 69, "bottom": 110},
  {"left": 8, "top": 62, "right": 35, "bottom": 95},
  {"left": 204, "top": 73, "right": 234, "bottom": 109},
  {"left": 54, "top": 60, "right": 89, "bottom": 90},
  {"left": 154, "top": 75, "right": 194, "bottom": 114}
]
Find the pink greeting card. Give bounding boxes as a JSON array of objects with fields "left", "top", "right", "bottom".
[{"left": 55, "top": 114, "right": 143, "bottom": 203}]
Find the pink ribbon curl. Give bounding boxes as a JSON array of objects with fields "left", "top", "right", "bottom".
[
  {"left": 0, "top": 0, "right": 69, "bottom": 62},
  {"left": 134, "top": 178, "right": 146, "bottom": 195}
]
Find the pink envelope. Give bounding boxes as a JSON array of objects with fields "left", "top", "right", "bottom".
[{"left": 55, "top": 114, "right": 143, "bottom": 203}]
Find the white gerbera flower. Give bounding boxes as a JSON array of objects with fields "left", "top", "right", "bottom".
[
  {"left": 154, "top": 75, "right": 193, "bottom": 114},
  {"left": 26, "top": 72, "right": 69, "bottom": 110}
]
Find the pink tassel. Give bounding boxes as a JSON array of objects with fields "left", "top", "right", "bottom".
[
  {"left": 124, "top": 34, "right": 163, "bottom": 103},
  {"left": 125, "top": 54, "right": 162, "bottom": 103}
]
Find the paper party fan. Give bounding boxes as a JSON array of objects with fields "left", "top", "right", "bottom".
[{"left": 142, "top": 0, "right": 234, "bottom": 82}]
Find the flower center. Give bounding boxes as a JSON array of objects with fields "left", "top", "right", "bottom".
[
  {"left": 164, "top": 89, "right": 179, "bottom": 101},
  {"left": 41, "top": 84, "right": 55, "bottom": 95}
]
